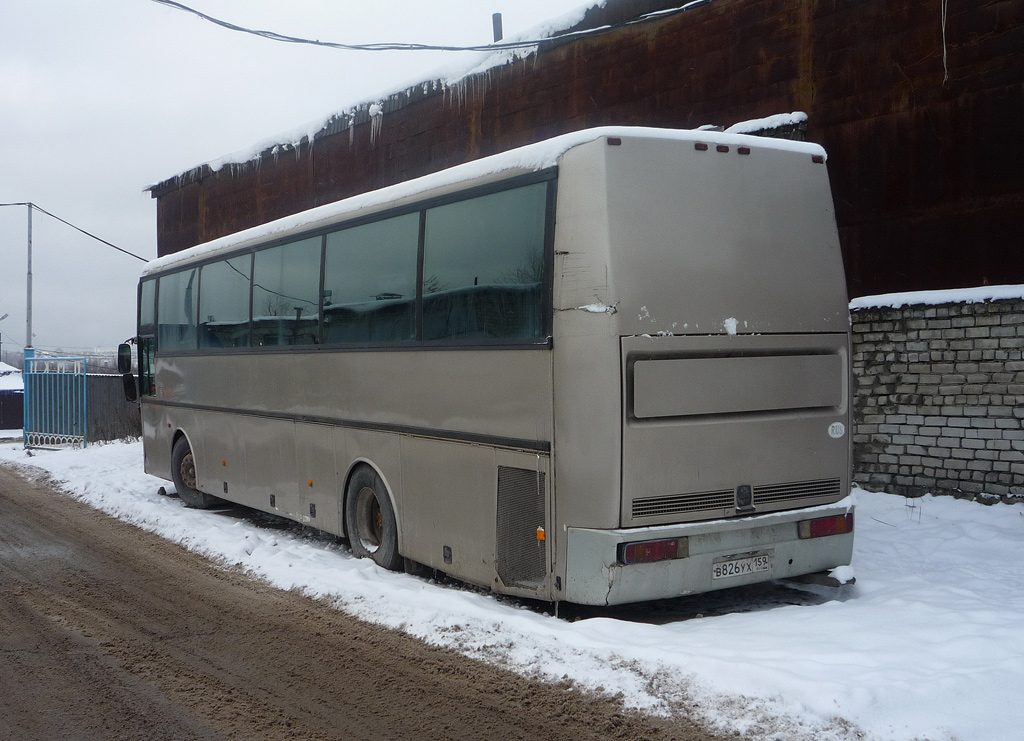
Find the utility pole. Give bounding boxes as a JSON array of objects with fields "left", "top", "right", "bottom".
[
  {"left": 25, "top": 204, "right": 33, "bottom": 363},
  {"left": 0, "top": 199, "right": 145, "bottom": 362}
]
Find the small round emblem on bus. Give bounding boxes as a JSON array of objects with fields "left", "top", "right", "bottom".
[{"left": 828, "top": 422, "right": 846, "bottom": 439}]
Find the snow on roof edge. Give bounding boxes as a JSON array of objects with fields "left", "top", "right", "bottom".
[
  {"left": 0, "top": 361, "right": 23, "bottom": 392},
  {"left": 147, "top": 2, "right": 608, "bottom": 190},
  {"left": 143, "top": 125, "right": 825, "bottom": 276},
  {"left": 724, "top": 111, "right": 807, "bottom": 135},
  {"left": 850, "top": 284, "right": 1024, "bottom": 310}
]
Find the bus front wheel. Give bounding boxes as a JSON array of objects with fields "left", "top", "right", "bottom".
[
  {"left": 171, "top": 437, "right": 220, "bottom": 509},
  {"left": 345, "top": 466, "right": 402, "bottom": 571}
]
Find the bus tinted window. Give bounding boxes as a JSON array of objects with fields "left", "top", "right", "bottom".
[
  {"left": 422, "top": 182, "right": 546, "bottom": 341},
  {"left": 323, "top": 212, "right": 418, "bottom": 344},
  {"left": 139, "top": 278, "right": 156, "bottom": 337},
  {"left": 157, "top": 268, "right": 198, "bottom": 352},
  {"left": 252, "top": 237, "right": 321, "bottom": 346},
  {"left": 199, "top": 255, "right": 251, "bottom": 349}
]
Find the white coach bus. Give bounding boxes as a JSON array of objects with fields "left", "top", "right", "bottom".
[{"left": 121, "top": 127, "right": 854, "bottom": 605}]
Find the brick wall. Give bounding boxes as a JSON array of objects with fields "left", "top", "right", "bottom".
[{"left": 852, "top": 296, "right": 1024, "bottom": 503}]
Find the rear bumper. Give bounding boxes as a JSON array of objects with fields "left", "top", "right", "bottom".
[{"left": 563, "top": 498, "right": 854, "bottom": 605}]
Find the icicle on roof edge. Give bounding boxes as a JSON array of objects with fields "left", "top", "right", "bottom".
[{"left": 145, "top": 2, "right": 606, "bottom": 194}]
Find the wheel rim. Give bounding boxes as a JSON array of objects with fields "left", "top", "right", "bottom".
[
  {"left": 180, "top": 451, "right": 197, "bottom": 491},
  {"left": 355, "top": 486, "right": 383, "bottom": 553}
]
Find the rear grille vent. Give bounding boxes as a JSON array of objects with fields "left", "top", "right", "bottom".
[
  {"left": 495, "top": 466, "right": 546, "bottom": 589},
  {"left": 631, "top": 477, "right": 842, "bottom": 519},
  {"left": 754, "top": 478, "right": 842, "bottom": 504},
  {"left": 632, "top": 489, "right": 733, "bottom": 518}
]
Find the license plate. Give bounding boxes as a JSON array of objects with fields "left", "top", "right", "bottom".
[{"left": 712, "top": 553, "right": 770, "bottom": 580}]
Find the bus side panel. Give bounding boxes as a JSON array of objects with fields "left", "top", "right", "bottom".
[
  {"left": 241, "top": 417, "right": 300, "bottom": 519},
  {"left": 148, "top": 404, "right": 199, "bottom": 486},
  {"left": 141, "top": 399, "right": 171, "bottom": 480},
  {"left": 164, "top": 351, "right": 553, "bottom": 453},
  {"left": 294, "top": 423, "right": 342, "bottom": 535},
  {"left": 197, "top": 410, "right": 245, "bottom": 504},
  {"left": 399, "top": 437, "right": 497, "bottom": 588},
  {"left": 399, "top": 439, "right": 553, "bottom": 597},
  {"left": 549, "top": 142, "right": 622, "bottom": 532}
]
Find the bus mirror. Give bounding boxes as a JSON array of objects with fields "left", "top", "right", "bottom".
[
  {"left": 117, "top": 343, "right": 132, "bottom": 374},
  {"left": 122, "top": 373, "right": 138, "bottom": 403}
]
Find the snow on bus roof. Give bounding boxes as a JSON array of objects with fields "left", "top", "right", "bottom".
[{"left": 143, "top": 126, "right": 825, "bottom": 277}]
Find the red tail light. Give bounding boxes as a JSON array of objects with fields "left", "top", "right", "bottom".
[
  {"left": 798, "top": 513, "right": 854, "bottom": 539},
  {"left": 619, "top": 537, "right": 688, "bottom": 565}
]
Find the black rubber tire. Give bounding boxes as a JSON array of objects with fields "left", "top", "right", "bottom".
[
  {"left": 344, "top": 466, "right": 402, "bottom": 571},
  {"left": 171, "top": 437, "right": 220, "bottom": 509}
]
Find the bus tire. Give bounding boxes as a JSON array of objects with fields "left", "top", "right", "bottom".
[
  {"left": 345, "top": 466, "right": 402, "bottom": 571},
  {"left": 171, "top": 437, "right": 220, "bottom": 509}
]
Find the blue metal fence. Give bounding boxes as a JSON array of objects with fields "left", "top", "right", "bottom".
[{"left": 23, "top": 356, "right": 88, "bottom": 448}]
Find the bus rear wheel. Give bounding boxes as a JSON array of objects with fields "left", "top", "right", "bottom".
[
  {"left": 171, "top": 437, "right": 220, "bottom": 509},
  {"left": 345, "top": 466, "right": 402, "bottom": 571}
]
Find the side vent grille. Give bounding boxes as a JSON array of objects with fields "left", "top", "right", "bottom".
[
  {"left": 754, "top": 478, "right": 842, "bottom": 504},
  {"left": 495, "top": 466, "right": 546, "bottom": 589},
  {"left": 632, "top": 489, "right": 734, "bottom": 518}
]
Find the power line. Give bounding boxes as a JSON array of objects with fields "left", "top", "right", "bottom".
[
  {"left": 0, "top": 202, "right": 147, "bottom": 262},
  {"left": 149, "top": 0, "right": 711, "bottom": 53}
]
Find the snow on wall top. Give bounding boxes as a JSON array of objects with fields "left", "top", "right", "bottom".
[
  {"left": 850, "top": 284, "right": 1024, "bottom": 310},
  {"left": 143, "top": 125, "right": 826, "bottom": 276}
]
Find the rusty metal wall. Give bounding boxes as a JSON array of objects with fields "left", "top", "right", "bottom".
[{"left": 151, "top": 0, "right": 1024, "bottom": 298}]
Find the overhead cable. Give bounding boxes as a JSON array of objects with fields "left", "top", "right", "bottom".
[
  {"left": 0, "top": 202, "right": 147, "bottom": 262},
  {"left": 149, "top": 0, "right": 712, "bottom": 53}
]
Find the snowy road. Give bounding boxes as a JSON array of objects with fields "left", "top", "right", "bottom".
[
  {"left": 1, "top": 440, "right": 1021, "bottom": 741},
  {"left": 0, "top": 462, "right": 712, "bottom": 741}
]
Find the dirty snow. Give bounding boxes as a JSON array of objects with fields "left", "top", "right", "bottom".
[{"left": 1, "top": 441, "right": 1021, "bottom": 741}]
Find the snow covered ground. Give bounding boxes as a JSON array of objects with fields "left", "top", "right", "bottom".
[{"left": 1, "top": 440, "right": 1021, "bottom": 741}]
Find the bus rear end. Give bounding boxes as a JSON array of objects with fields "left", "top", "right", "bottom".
[{"left": 552, "top": 131, "right": 853, "bottom": 605}]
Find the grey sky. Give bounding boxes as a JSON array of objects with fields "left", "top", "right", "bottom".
[{"left": 0, "top": 0, "right": 590, "bottom": 355}]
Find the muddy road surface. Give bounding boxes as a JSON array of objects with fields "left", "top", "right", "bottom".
[{"left": 0, "top": 465, "right": 726, "bottom": 741}]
